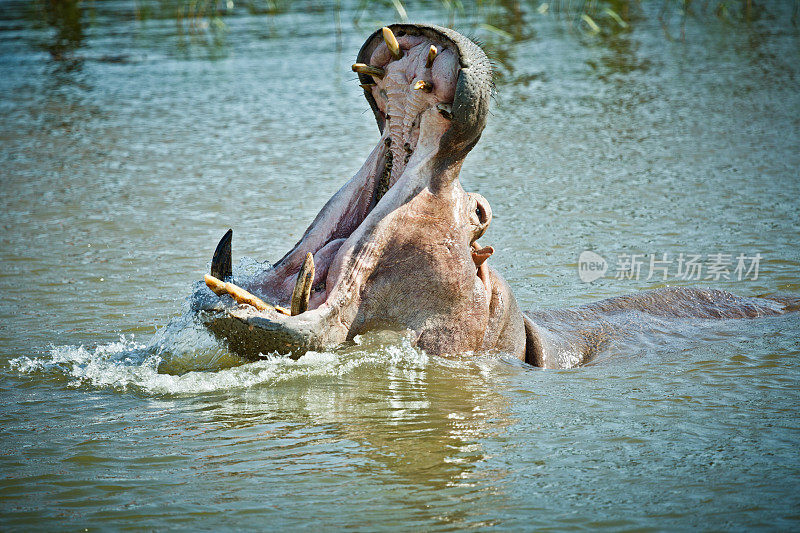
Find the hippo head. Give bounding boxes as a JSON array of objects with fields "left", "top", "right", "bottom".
[{"left": 192, "top": 24, "right": 528, "bottom": 360}]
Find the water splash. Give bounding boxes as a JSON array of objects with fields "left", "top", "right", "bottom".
[
  {"left": 9, "top": 257, "right": 439, "bottom": 396},
  {"left": 8, "top": 317, "right": 434, "bottom": 397}
]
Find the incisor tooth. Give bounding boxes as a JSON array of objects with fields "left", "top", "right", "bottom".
[
  {"left": 382, "top": 27, "right": 402, "bottom": 60},
  {"left": 426, "top": 45, "right": 438, "bottom": 68},
  {"left": 352, "top": 63, "right": 385, "bottom": 79},
  {"left": 437, "top": 103, "right": 453, "bottom": 119},
  {"left": 291, "top": 252, "right": 315, "bottom": 316},
  {"left": 413, "top": 80, "right": 433, "bottom": 93},
  {"left": 204, "top": 274, "right": 272, "bottom": 312}
]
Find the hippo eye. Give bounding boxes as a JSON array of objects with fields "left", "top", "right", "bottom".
[{"left": 475, "top": 203, "right": 487, "bottom": 224}]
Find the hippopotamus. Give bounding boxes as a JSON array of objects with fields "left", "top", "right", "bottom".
[{"left": 191, "top": 24, "right": 798, "bottom": 368}]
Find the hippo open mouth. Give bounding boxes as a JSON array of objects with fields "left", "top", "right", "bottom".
[
  {"left": 191, "top": 24, "right": 519, "bottom": 359},
  {"left": 191, "top": 24, "right": 798, "bottom": 366}
]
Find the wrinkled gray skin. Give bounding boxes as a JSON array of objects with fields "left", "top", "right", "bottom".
[{"left": 191, "top": 24, "right": 798, "bottom": 368}]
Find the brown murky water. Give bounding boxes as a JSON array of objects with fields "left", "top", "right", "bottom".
[{"left": 1, "top": 0, "right": 799, "bottom": 529}]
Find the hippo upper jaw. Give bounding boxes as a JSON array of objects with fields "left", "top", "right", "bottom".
[
  {"left": 192, "top": 24, "right": 512, "bottom": 358},
  {"left": 356, "top": 24, "right": 493, "bottom": 180}
]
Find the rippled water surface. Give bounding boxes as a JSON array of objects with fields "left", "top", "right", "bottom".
[{"left": 2, "top": 0, "right": 799, "bottom": 529}]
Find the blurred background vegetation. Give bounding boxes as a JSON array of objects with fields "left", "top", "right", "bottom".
[{"left": 25, "top": 0, "right": 799, "bottom": 70}]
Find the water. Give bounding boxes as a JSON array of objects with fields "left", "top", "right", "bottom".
[{"left": 2, "top": 0, "right": 799, "bottom": 529}]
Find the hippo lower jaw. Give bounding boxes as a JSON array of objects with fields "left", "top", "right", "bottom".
[
  {"left": 197, "top": 150, "right": 447, "bottom": 357},
  {"left": 192, "top": 24, "right": 496, "bottom": 358}
]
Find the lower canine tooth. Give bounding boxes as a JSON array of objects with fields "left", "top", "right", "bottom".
[
  {"left": 210, "top": 229, "right": 232, "bottom": 281},
  {"left": 291, "top": 252, "right": 315, "bottom": 316}
]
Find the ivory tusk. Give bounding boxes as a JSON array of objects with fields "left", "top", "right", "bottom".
[
  {"left": 382, "top": 27, "right": 402, "bottom": 60},
  {"left": 290, "top": 252, "right": 315, "bottom": 316},
  {"left": 205, "top": 274, "right": 272, "bottom": 312}
]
